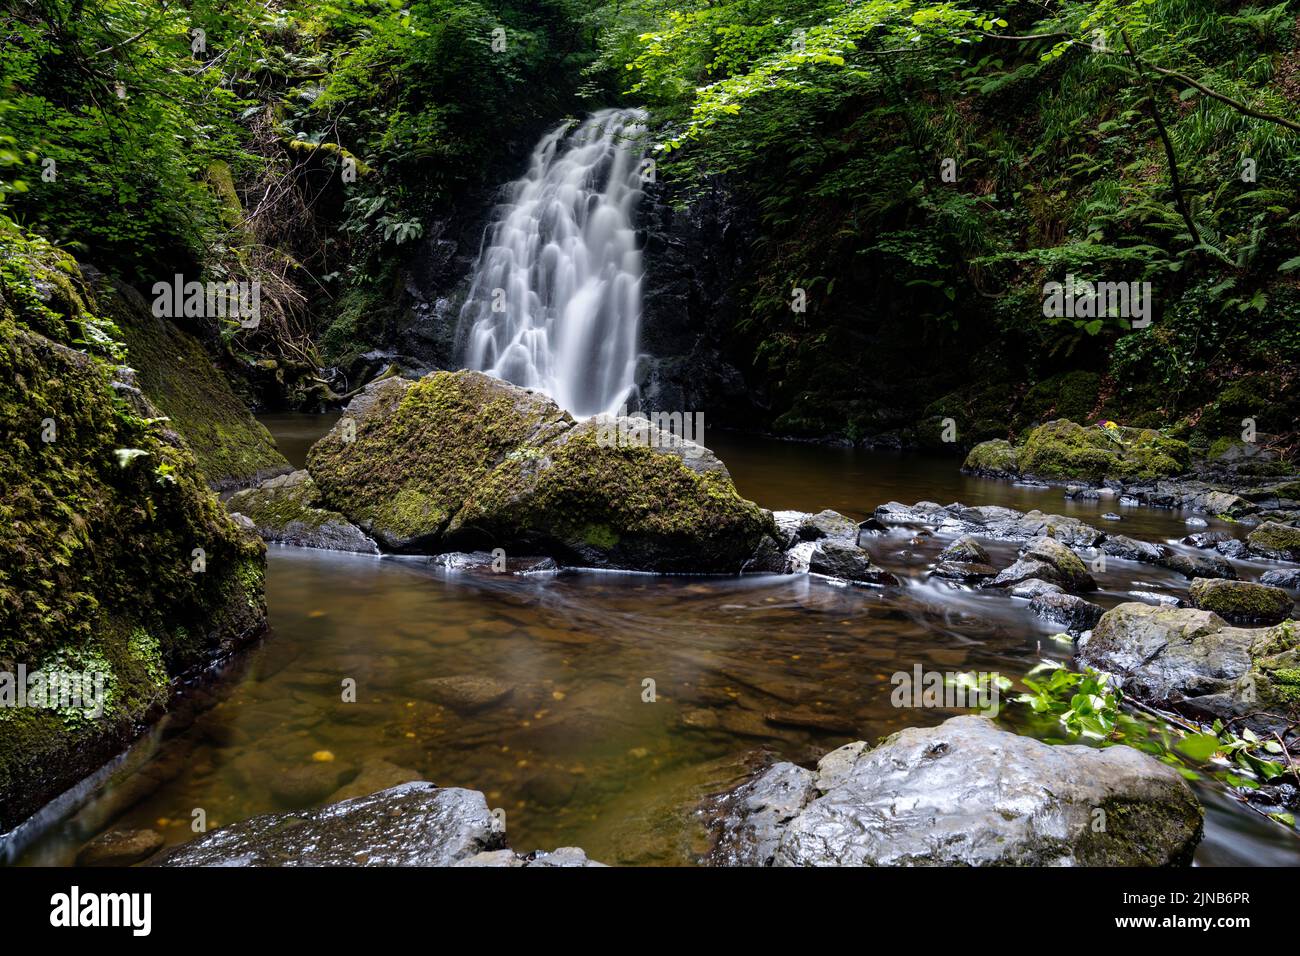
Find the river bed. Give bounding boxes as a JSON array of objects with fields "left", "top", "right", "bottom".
[{"left": 12, "top": 422, "right": 1300, "bottom": 866}]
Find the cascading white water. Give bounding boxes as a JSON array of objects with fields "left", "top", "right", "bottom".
[{"left": 460, "top": 108, "right": 648, "bottom": 418}]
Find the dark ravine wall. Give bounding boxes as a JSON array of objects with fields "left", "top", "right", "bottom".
[{"left": 635, "top": 177, "right": 764, "bottom": 427}]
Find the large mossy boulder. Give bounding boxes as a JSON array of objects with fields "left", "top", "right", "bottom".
[
  {"left": 0, "top": 228, "right": 267, "bottom": 830},
  {"left": 88, "top": 269, "right": 289, "bottom": 491},
  {"left": 707, "top": 716, "right": 1202, "bottom": 866},
  {"left": 307, "top": 370, "right": 776, "bottom": 571},
  {"left": 1080, "top": 604, "right": 1300, "bottom": 742},
  {"left": 964, "top": 419, "right": 1188, "bottom": 483}
]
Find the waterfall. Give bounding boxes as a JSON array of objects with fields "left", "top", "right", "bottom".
[{"left": 460, "top": 108, "right": 648, "bottom": 418}]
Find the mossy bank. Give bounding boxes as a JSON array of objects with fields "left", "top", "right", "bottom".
[{"left": 0, "top": 225, "right": 268, "bottom": 831}]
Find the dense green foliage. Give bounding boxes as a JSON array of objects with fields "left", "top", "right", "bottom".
[
  {"left": 606, "top": 0, "right": 1300, "bottom": 447},
  {"left": 2, "top": 0, "right": 1297, "bottom": 444},
  {"left": 1, "top": 0, "right": 602, "bottom": 367}
]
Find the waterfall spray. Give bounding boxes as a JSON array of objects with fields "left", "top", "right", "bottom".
[{"left": 460, "top": 108, "right": 648, "bottom": 418}]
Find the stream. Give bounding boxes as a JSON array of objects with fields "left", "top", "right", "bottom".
[{"left": 9, "top": 419, "right": 1300, "bottom": 866}]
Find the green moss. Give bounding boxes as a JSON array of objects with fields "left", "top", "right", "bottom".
[
  {"left": 919, "top": 381, "right": 1014, "bottom": 450},
  {"left": 308, "top": 372, "right": 571, "bottom": 549},
  {"left": 1188, "top": 579, "right": 1292, "bottom": 625},
  {"left": 1014, "top": 371, "right": 1101, "bottom": 431},
  {"left": 0, "top": 227, "right": 268, "bottom": 829},
  {"left": 581, "top": 523, "right": 621, "bottom": 550},
  {"left": 1247, "top": 522, "right": 1300, "bottom": 561},
  {"left": 227, "top": 471, "right": 335, "bottom": 532},
  {"left": 962, "top": 438, "right": 1020, "bottom": 475},
  {"left": 310, "top": 370, "right": 776, "bottom": 571},
  {"left": 1268, "top": 668, "right": 1300, "bottom": 705},
  {"left": 1014, "top": 419, "right": 1188, "bottom": 482},
  {"left": 94, "top": 276, "right": 288, "bottom": 489},
  {"left": 454, "top": 422, "right": 776, "bottom": 572}
]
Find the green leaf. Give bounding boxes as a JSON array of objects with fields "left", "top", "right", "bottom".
[{"left": 1174, "top": 733, "right": 1222, "bottom": 761}]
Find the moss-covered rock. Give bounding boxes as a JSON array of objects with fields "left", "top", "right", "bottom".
[
  {"left": 1188, "top": 578, "right": 1293, "bottom": 626},
  {"left": 308, "top": 370, "right": 776, "bottom": 571},
  {"left": 1247, "top": 521, "right": 1300, "bottom": 562},
  {"left": 307, "top": 372, "right": 571, "bottom": 551},
  {"left": 1019, "top": 419, "right": 1188, "bottom": 482},
  {"left": 965, "top": 419, "right": 1189, "bottom": 483},
  {"left": 90, "top": 272, "right": 289, "bottom": 490},
  {"left": 226, "top": 470, "right": 377, "bottom": 553},
  {"left": 1080, "top": 605, "right": 1299, "bottom": 743},
  {"left": 962, "top": 438, "right": 1020, "bottom": 477},
  {"left": 0, "top": 227, "right": 267, "bottom": 830}
]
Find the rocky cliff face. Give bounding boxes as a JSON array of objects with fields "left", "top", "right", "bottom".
[{"left": 636, "top": 177, "right": 762, "bottom": 427}]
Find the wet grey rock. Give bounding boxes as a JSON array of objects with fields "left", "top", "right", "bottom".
[
  {"left": 782, "top": 540, "right": 818, "bottom": 574},
  {"left": 930, "top": 560, "right": 998, "bottom": 583},
  {"left": 1260, "top": 569, "right": 1300, "bottom": 589},
  {"left": 1100, "top": 534, "right": 1167, "bottom": 563},
  {"left": 1008, "top": 578, "right": 1065, "bottom": 600},
  {"left": 429, "top": 551, "right": 558, "bottom": 574},
  {"left": 771, "top": 510, "right": 810, "bottom": 548},
  {"left": 1216, "top": 539, "right": 1251, "bottom": 559},
  {"left": 1188, "top": 578, "right": 1293, "bottom": 626},
  {"left": 708, "top": 761, "right": 817, "bottom": 867},
  {"left": 157, "top": 783, "right": 581, "bottom": 866},
  {"left": 76, "top": 828, "right": 165, "bottom": 867},
  {"left": 1102, "top": 512, "right": 1123, "bottom": 521},
  {"left": 455, "top": 846, "right": 605, "bottom": 867},
  {"left": 876, "top": 501, "right": 1106, "bottom": 549},
  {"left": 1159, "top": 552, "right": 1238, "bottom": 581},
  {"left": 1184, "top": 530, "right": 1233, "bottom": 549},
  {"left": 1185, "top": 517, "right": 1208, "bottom": 529},
  {"left": 744, "top": 532, "right": 788, "bottom": 573},
  {"left": 807, "top": 541, "right": 899, "bottom": 586},
  {"left": 1078, "top": 603, "right": 1300, "bottom": 741},
  {"left": 987, "top": 510, "right": 1103, "bottom": 548},
  {"left": 1029, "top": 592, "right": 1105, "bottom": 634},
  {"left": 988, "top": 537, "right": 1097, "bottom": 593},
  {"left": 708, "top": 716, "right": 1202, "bottom": 866},
  {"left": 874, "top": 500, "right": 952, "bottom": 526},
  {"left": 938, "top": 534, "right": 989, "bottom": 564},
  {"left": 1128, "top": 590, "right": 1183, "bottom": 608},
  {"left": 798, "top": 509, "right": 860, "bottom": 543},
  {"left": 412, "top": 675, "right": 515, "bottom": 713}
]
